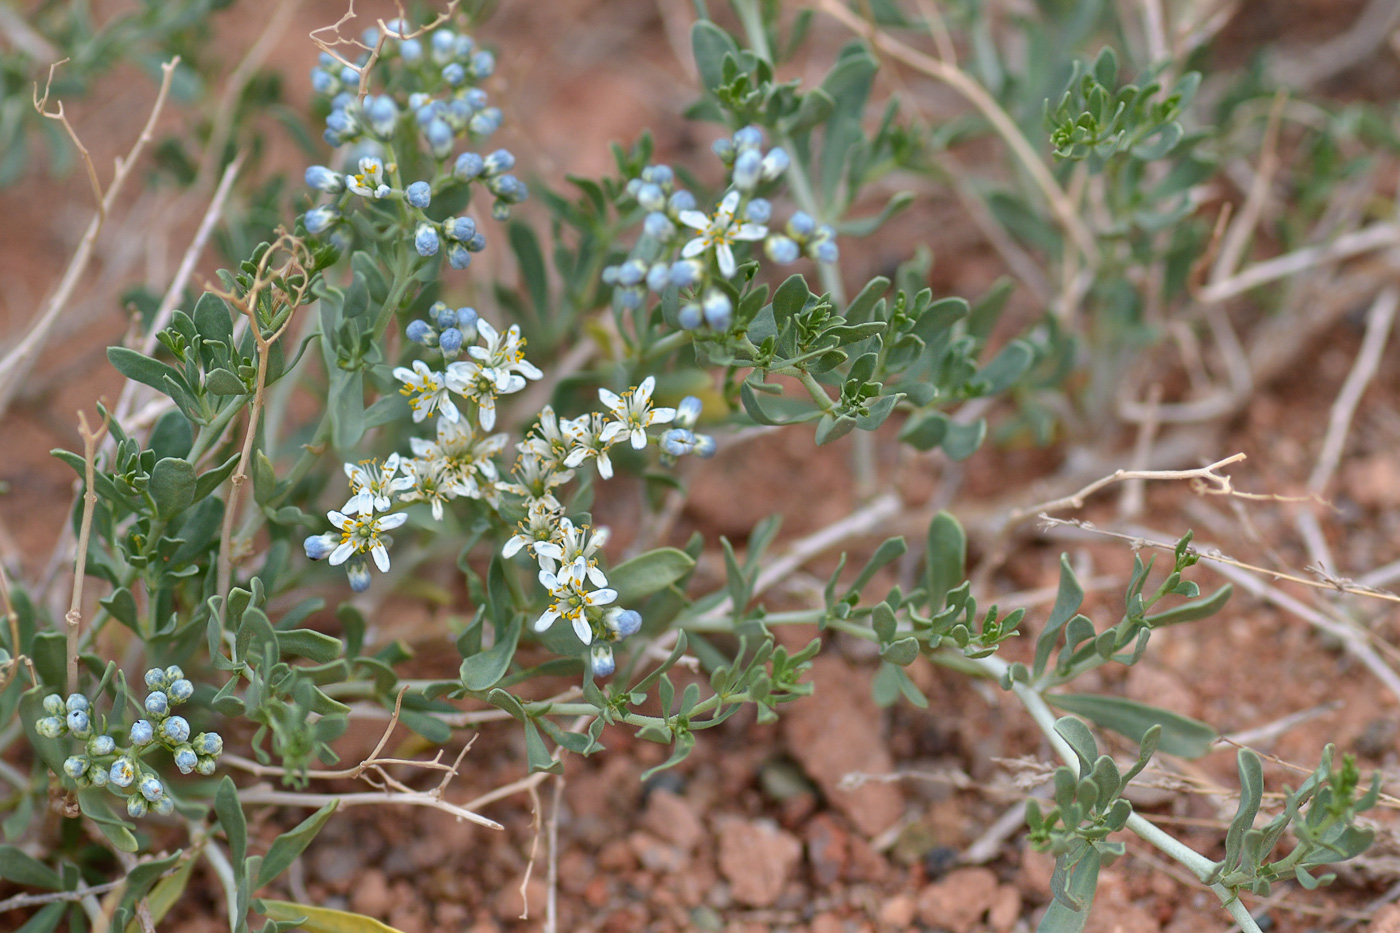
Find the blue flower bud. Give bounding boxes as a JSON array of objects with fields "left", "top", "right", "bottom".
[
  {"left": 139, "top": 774, "right": 164, "bottom": 802},
  {"left": 66, "top": 694, "right": 89, "bottom": 713},
  {"left": 318, "top": 52, "right": 336, "bottom": 68},
  {"left": 644, "top": 212, "right": 675, "bottom": 242},
  {"left": 36, "top": 716, "right": 65, "bottom": 739},
  {"left": 361, "top": 26, "right": 381, "bottom": 48},
  {"left": 470, "top": 50, "right": 495, "bottom": 78},
  {"left": 732, "top": 149, "right": 762, "bottom": 191},
  {"left": 646, "top": 262, "right": 672, "bottom": 293},
  {"left": 109, "top": 757, "right": 136, "bottom": 787},
  {"left": 347, "top": 558, "right": 372, "bottom": 592},
  {"left": 469, "top": 107, "right": 502, "bottom": 137},
  {"left": 67, "top": 709, "right": 91, "bottom": 738},
  {"left": 589, "top": 644, "right": 616, "bottom": 678},
  {"left": 636, "top": 182, "right": 665, "bottom": 212},
  {"left": 330, "top": 90, "right": 354, "bottom": 112},
  {"left": 424, "top": 118, "right": 454, "bottom": 160},
  {"left": 612, "top": 608, "right": 643, "bottom": 638},
  {"left": 439, "top": 327, "right": 464, "bottom": 354},
  {"left": 669, "top": 259, "right": 703, "bottom": 289},
  {"left": 711, "top": 137, "right": 735, "bottom": 163},
  {"left": 414, "top": 223, "right": 441, "bottom": 257},
  {"left": 303, "top": 205, "right": 340, "bottom": 235},
  {"left": 366, "top": 95, "right": 398, "bottom": 138},
  {"left": 745, "top": 198, "right": 772, "bottom": 224},
  {"left": 675, "top": 396, "right": 703, "bottom": 429},
  {"left": 145, "top": 692, "right": 169, "bottom": 717},
  {"left": 702, "top": 289, "right": 733, "bottom": 330},
  {"left": 43, "top": 694, "right": 64, "bottom": 716},
  {"left": 304, "top": 532, "right": 338, "bottom": 561},
  {"left": 153, "top": 797, "right": 174, "bottom": 816},
  {"left": 443, "top": 216, "right": 477, "bottom": 241},
  {"left": 305, "top": 165, "right": 345, "bottom": 193},
  {"left": 678, "top": 302, "right": 703, "bottom": 330},
  {"left": 761, "top": 147, "right": 790, "bottom": 180},
  {"left": 168, "top": 679, "right": 194, "bottom": 703},
  {"left": 194, "top": 732, "right": 224, "bottom": 757},
  {"left": 464, "top": 232, "right": 486, "bottom": 252},
  {"left": 445, "top": 97, "right": 473, "bottom": 129},
  {"left": 455, "top": 150, "right": 485, "bottom": 180},
  {"left": 456, "top": 307, "right": 479, "bottom": 331},
  {"left": 662, "top": 428, "right": 697, "bottom": 457},
  {"left": 733, "top": 125, "right": 764, "bottom": 150},
  {"left": 765, "top": 235, "right": 799, "bottom": 265},
  {"left": 488, "top": 175, "right": 528, "bottom": 204},
  {"left": 126, "top": 794, "right": 149, "bottom": 818},
  {"left": 455, "top": 35, "right": 476, "bottom": 58},
  {"left": 668, "top": 190, "right": 697, "bottom": 215},
  {"left": 145, "top": 668, "right": 168, "bottom": 690},
  {"left": 616, "top": 259, "right": 647, "bottom": 288},
  {"left": 174, "top": 746, "right": 198, "bottom": 774},
  {"left": 464, "top": 88, "right": 488, "bottom": 111},
  {"left": 643, "top": 164, "right": 674, "bottom": 187},
  {"left": 415, "top": 100, "right": 443, "bottom": 125},
  {"left": 788, "top": 212, "right": 816, "bottom": 238},
  {"left": 129, "top": 720, "right": 154, "bottom": 747},
  {"left": 310, "top": 68, "right": 335, "bottom": 94},
  {"left": 447, "top": 242, "right": 472, "bottom": 270},
  {"left": 405, "top": 319, "right": 434, "bottom": 345},
  {"left": 602, "top": 265, "right": 620, "bottom": 285},
  {"left": 694, "top": 434, "right": 717, "bottom": 458},
  {"left": 89, "top": 766, "right": 108, "bottom": 787},
  {"left": 483, "top": 149, "right": 515, "bottom": 176},
  {"left": 165, "top": 665, "right": 185, "bottom": 683},
  {"left": 810, "top": 237, "right": 839, "bottom": 264},
  {"left": 431, "top": 28, "right": 456, "bottom": 64},
  {"left": 400, "top": 38, "right": 423, "bottom": 63},
  {"left": 63, "top": 755, "right": 88, "bottom": 780},
  {"left": 196, "top": 756, "right": 218, "bottom": 776},
  {"left": 406, "top": 181, "right": 432, "bottom": 208},
  {"left": 442, "top": 62, "right": 466, "bottom": 86},
  {"left": 432, "top": 303, "right": 457, "bottom": 329},
  {"left": 617, "top": 287, "right": 643, "bottom": 311},
  {"left": 161, "top": 716, "right": 191, "bottom": 745},
  {"left": 88, "top": 734, "right": 116, "bottom": 757},
  {"left": 339, "top": 65, "right": 360, "bottom": 87}
]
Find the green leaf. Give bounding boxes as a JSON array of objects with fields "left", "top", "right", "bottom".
[
  {"left": 149, "top": 457, "right": 197, "bottom": 519},
  {"left": 275, "top": 629, "right": 344, "bottom": 664},
  {"left": 970, "top": 339, "right": 1033, "bottom": 395},
  {"left": 77, "top": 787, "right": 138, "bottom": 852},
  {"left": 1047, "top": 695, "right": 1218, "bottom": 759},
  {"left": 940, "top": 418, "right": 987, "bottom": 460},
  {"left": 741, "top": 381, "right": 821, "bottom": 425},
  {"left": 508, "top": 221, "right": 549, "bottom": 320},
  {"left": 255, "top": 801, "right": 339, "bottom": 890},
  {"left": 16, "top": 902, "right": 65, "bottom": 933},
  {"left": 0, "top": 845, "right": 61, "bottom": 888},
  {"left": 1039, "top": 846, "right": 1100, "bottom": 932},
  {"left": 879, "top": 636, "right": 920, "bottom": 666},
  {"left": 194, "top": 453, "right": 241, "bottom": 501},
  {"left": 771, "top": 273, "right": 811, "bottom": 320},
  {"left": 608, "top": 548, "right": 696, "bottom": 606},
  {"left": 460, "top": 614, "right": 522, "bottom": 691},
  {"left": 215, "top": 776, "right": 248, "bottom": 865},
  {"left": 899, "top": 410, "right": 948, "bottom": 450},
  {"left": 1144, "top": 584, "right": 1232, "bottom": 627},
  {"left": 1034, "top": 556, "right": 1085, "bottom": 679},
  {"left": 1053, "top": 716, "right": 1099, "bottom": 776},
  {"left": 1224, "top": 749, "right": 1264, "bottom": 873},
  {"left": 107, "top": 347, "right": 190, "bottom": 397},
  {"left": 130, "top": 853, "right": 198, "bottom": 932},
  {"left": 814, "top": 412, "right": 857, "bottom": 445},
  {"left": 193, "top": 291, "right": 234, "bottom": 344},
  {"left": 524, "top": 719, "right": 564, "bottom": 774},
  {"left": 924, "top": 511, "right": 966, "bottom": 609},
  {"left": 205, "top": 368, "right": 247, "bottom": 395},
  {"left": 258, "top": 901, "right": 407, "bottom": 933},
  {"left": 691, "top": 20, "right": 739, "bottom": 94}
]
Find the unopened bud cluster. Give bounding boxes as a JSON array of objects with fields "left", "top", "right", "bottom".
[
  {"left": 36, "top": 667, "right": 224, "bottom": 818},
  {"left": 604, "top": 125, "right": 837, "bottom": 331}
]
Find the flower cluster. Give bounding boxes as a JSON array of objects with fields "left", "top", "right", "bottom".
[
  {"left": 37, "top": 667, "right": 224, "bottom": 818},
  {"left": 603, "top": 125, "right": 837, "bottom": 331},
  {"left": 301, "top": 19, "right": 527, "bottom": 264}
]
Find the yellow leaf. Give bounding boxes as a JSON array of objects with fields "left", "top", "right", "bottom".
[{"left": 259, "top": 899, "right": 407, "bottom": 933}]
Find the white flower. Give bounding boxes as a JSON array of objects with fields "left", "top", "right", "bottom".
[
  {"left": 410, "top": 417, "right": 508, "bottom": 500},
  {"left": 562, "top": 412, "right": 618, "bottom": 479},
  {"left": 468, "top": 319, "right": 543, "bottom": 391},
  {"left": 326, "top": 509, "right": 408, "bottom": 572},
  {"left": 346, "top": 156, "right": 391, "bottom": 198},
  {"left": 498, "top": 449, "right": 573, "bottom": 510},
  {"left": 398, "top": 456, "right": 462, "bottom": 521},
  {"left": 502, "top": 499, "right": 565, "bottom": 570},
  {"left": 394, "top": 360, "right": 458, "bottom": 423},
  {"left": 521, "top": 405, "right": 572, "bottom": 468},
  {"left": 445, "top": 358, "right": 525, "bottom": 431},
  {"left": 534, "top": 517, "right": 609, "bottom": 587},
  {"left": 598, "top": 376, "right": 676, "bottom": 450},
  {"left": 678, "top": 190, "right": 767, "bottom": 278},
  {"left": 535, "top": 568, "right": 617, "bottom": 645},
  {"left": 342, "top": 453, "right": 414, "bottom": 515}
]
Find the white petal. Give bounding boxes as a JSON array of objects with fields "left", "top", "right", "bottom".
[
  {"left": 479, "top": 400, "right": 496, "bottom": 430},
  {"left": 476, "top": 318, "right": 498, "bottom": 341},
  {"left": 598, "top": 387, "right": 622, "bottom": 410},
  {"left": 371, "top": 543, "right": 391, "bottom": 572},
  {"left": 502, "top": 536, "right": 525, "bottom": 558},
  {"left": 378, "top": 512, "right": 409, "bottom": 529},
  {"left": 539, "top": 569, "right": 559, "bottom": 590},
  {"left": 329, "top": 541, "right": 355, "bottom": 566},
  {"left": 587, "top": 565, "right": 609, "bottom": 588},
  {"left": 598, "top": 422, "right": 626, "bottom": 444},
  {"left": 564, "top": 447, "right": 588, "bottom": 468},
  {"left": 719, "top": 190, "right": 741, "bottom": 214},
  {"left": 517, "top": 360, "right": 542, "bottom": 380},
  {"left": 571, "top": 615, "right": 592, "bottom": 645},
  {"left": 636, "top": 376, "right": 655, "bottom": 404},
  {"left": 591, "top": 588, "right": 618, "bottom": 606},
  {"left": 677, "top": 210, "right": 710, "bottom": 230},
  {"left": 651, "top": 406, "right": 676, "bottom": 424},
  {"left": 681, "top": 236, "right": 708, "bottom": 259},
  {"left": 733, "top": 222, "right": 768, "bottom": 241},
  {"left": 328, "top": 510, "right": 351, "bottom": 528},
  {"left": 440, "top": 396, "right": 461, "bottom": 423},
  {"left": 597, "top": 452, "right": 613, "bottom": 480},
  {"left": 630, "top": 428, "right": 647, "bottom": 450},
  {"left": 716, "top": 243, "right": 736, "bottom": 278},
  {"left": 535, "top": 608, "right": 559, "bottom": 632},
  {"left": 534, "top": 542, "right": 563, "bottom": 559}
]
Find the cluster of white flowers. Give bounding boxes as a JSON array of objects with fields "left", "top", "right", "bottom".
[{"left": 305, "top": 323, "right": 712, "bottom": 676}]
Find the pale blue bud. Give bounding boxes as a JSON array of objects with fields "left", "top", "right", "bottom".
[
  {"left": 636, "top": 182, "right": 665, "bottom": 212},
  {"left": 161, "top": 716, "right": 190, "bottom": 745},
  {"left": 63, "top": 755, "right": 88, "bottom": 780},
  {"left": 425, "top": 118, "right": 454, "bottom": 159},
  {"left": 788, "top": 212, "right": 816, "bottom": 237},
  {"left": 456, "top": 307, "right": 479, "bottom": 331},
  {"left": 439, "top": 327, "right": 464, "bottom": 354},
  {"left": 168, "top": 678, "right": 194, "bottom": 703},
  {"left": 305, "top": 165, "right": 345, "bottom": 193},
  {"left": 304, "top": 533, "right": 338, "bottom": 560},
  {"left": 128, "top": 720, "right": 154, "bottom": 746},
  {"left": 153, "top": 797, "right": 174, "bottom": 816},
  {"left": 415, "top": 223, "right": 441, "bottom": 256},
  {"left": 765, "top": 235, "right": 799, "bottom": 264},
  {"left": 194, "top": 732, "right": 224, "bottom": 756},
  {"left": 304, "top": 205, "right": 339, "bottom": 235},
  {"left": 110, "top": 757, "right": 136, "bottom": 787},
  {"left": 483, "top": 148, "right": 515, "bottom": 176},
  {"left": 366, "top": 95, "right": 398, "bottom": 138},
  {"left": 66, "top": 694, "right": 89, "bottom": 713},
  {"left": 469, "top": 107, "right": 501, "bottom": 136},
  {"left": 662, "top": 429, "right": 696, "bottom": 456},
  {"left": 347, "top": 558, "right": 372, "bottom": 592},
  {"left": 675, "top": 396, "right": 702, "bottom": 429},
  {"left": 127, "top": 795, "right": 149, "bottom": 818},
  {"left": 761, "top": 147, "right": 790, "bottom": 180},
  {"left": 196, "top": 756, "right": 218, "bottom": 776},
  {"left": 694, "top": 434, "right": 717, "bottom": 458},
  {"left": 88, "top": 734, "right": 116, "bottom": 757},
  {"left": 431, "top": 28, "right": 456, "bottom": 64},
  {"left": 442, "top": 62, "right": 466, "bottom": 86},
  {"left": 733, "top": 125, "right": 764, "bottom": 150},
  {"left": 164, "top": 665, "right": 184, "bottom": 683},
  {"left": 36, "top": 716, "right": 65, "bottom": 739},
  {"left": 732, "top": 149, "right": 762, "bottom": 191},
  {"left": 43, "top": 694, "right": 64, "bottom": 716},
  {"left": 470, "top": 51, "right": 495, "bottom": 78},
  {"left": 447, "top": 243, "right": 472, "bottom": 270},
  {"left": 139, "top": 775, "right": 164, "bottom": 802},
  {"left": 405, "top": 319, "right": 434, "bottom": 345},
  {"left": 644, "top": 212, "right": 675, "bottom": 241},
  {"left": 646, "top": 262, "right": 671, "bottom": 293},
  {"left": 144, "top": 692, "right": 169, "bottom": 717},
  {"left": 745, "top": 198, "right": 772, "bottom": 224},
  {"left": 712, "top": 138, "right": 735, "bottom": 163},
  {"left": 590, "top": 644, "right": 616, "bottom": 678},
  {"left": 643, "top": 164, "right": 674, "bottom": 187},
  {"left": 174, "top": 746, "right": 198, "bottom": 774},
  {"left": 668, "top": 190, "right": 697, "bottom": 215},
  {"left": 702, "top": 289, "right": 733, "bottom": 330},
  {"left": 66, "top": 709, "right": 91, "bottom": 737},
  {"left": 678, "top": 302, "right": 703, "bottom": 330},
  {"left": 406, "top": 181, "right": 432, "bottom": 208},
  {"left": 669, "top": 259, "right": 703, "bottom": 289},
  {"left": 443, "top": 216, "right": 477, "bottom": 241},
  {"left": 400, "top": 38, "right": 423, "bottom": 63}
]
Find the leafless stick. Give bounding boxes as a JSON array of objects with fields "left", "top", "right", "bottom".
[
  {"left": 0, "top": 880, "right": 124, "bottom": 914},
  {"left": 236, "top": 785, "right": 502, "bottom": 829},
  {"left": 1007, "top": 453, "right": 1246, "bottom": 526},
  {"left": 65, "top": 412, "right": 108, "bottom": 694},
  {"left": 816, "top": 0, "right": 1098, "bottom": 264},
  {"left": 1308, "top": 287, "right": 1398, "bottom": 495},
  {"left": 0, "top": 4, "right": 57, "bottom": 60},
  {"left": 1119, "top": 384, "right": 1163, "bottom": 518},
  {"left": 1221, "top": 701, "right": 1344, "bottom": 748},
  {"left": 519, "top": 782, "right": 543, "bottom": 921},
  {"left": 545, "top": 775, "right": 563, "bottom": 933},
  {"left": 0, "top": 58, "right": 180, "bottom": 418},
  {"left": 1209, "top": 92, "right": 1286, "bottom": 287},
  {"left": 964, "top": 797, "right": 1043, "bottom": 865},
  {"left": 913, "top": 0, "right": 958, "bottom": 64},
  {"left": 1139, "top": 0, "right": 1170, "bottom": 61},
  {"left": 1198, "top": 222, "right": 1400, "bottom": 305}
]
